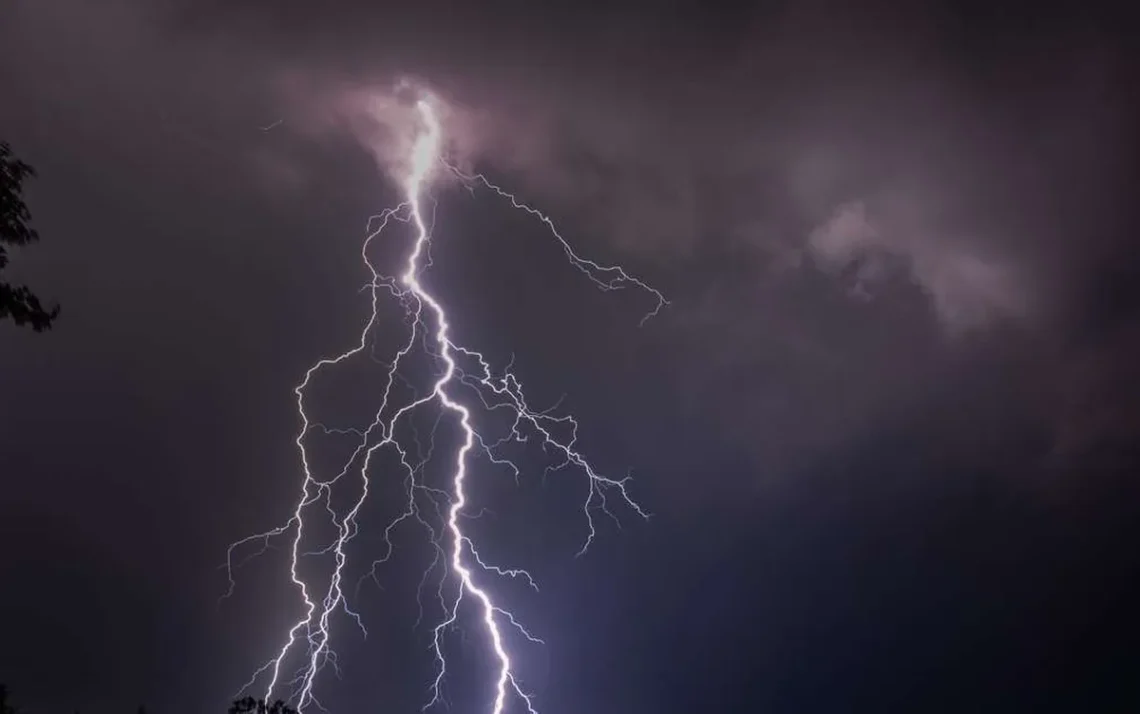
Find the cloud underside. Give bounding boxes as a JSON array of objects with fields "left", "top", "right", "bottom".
[{"left": 5, "top": 0, "right": 1135, "bottom": 468}]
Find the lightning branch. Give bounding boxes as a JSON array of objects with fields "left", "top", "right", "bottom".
[{"left": 225, "top": 90, "right": 665, "bottom": 714}]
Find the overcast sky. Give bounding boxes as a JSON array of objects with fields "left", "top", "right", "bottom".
[{"left": 1, "top": 0, "right": 1137, "bottom": 712}]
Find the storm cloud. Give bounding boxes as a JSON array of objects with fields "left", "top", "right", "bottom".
[
  {"left": 3, "top": 1, "right": 1139, "bottom": 711},
  {"left": 4, "top": 0, "right": 1136, "bottom": 478}
]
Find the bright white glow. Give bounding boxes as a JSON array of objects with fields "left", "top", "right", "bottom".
[{"left": 226, "top": 90, "right": 665, "bottom": 713}]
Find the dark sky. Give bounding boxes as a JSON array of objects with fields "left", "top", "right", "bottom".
[{"left": 2, "top": 0, "right": 1138, "bottom": 712}]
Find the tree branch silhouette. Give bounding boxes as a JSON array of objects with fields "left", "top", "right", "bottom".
[
  {"left": 1, "top": 141, "right": 59, "bottom": 331},
  {"left": 227, "top": 697, "right": 298, "bottom": 714}
]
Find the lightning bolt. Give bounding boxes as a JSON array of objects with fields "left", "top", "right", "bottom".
[{"left": 225, "top": 88, "right": 665, "bottom": 713}]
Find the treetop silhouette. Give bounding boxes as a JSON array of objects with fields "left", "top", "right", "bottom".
[
  {"left": 1, "top": 141, "right": 59, "bottom": 331},
  {"left": 228, "top": 697, "right": 298, "bottom": 714}
]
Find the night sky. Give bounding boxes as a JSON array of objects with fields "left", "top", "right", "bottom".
[{"left": 2, "top": 0, "right": 1138, "bottom": 712}]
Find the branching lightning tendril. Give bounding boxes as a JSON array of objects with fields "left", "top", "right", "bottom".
[{"left": 225, "top": 91, "right": 665, "bottom": 713}]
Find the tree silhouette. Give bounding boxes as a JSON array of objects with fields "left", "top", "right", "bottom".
[
  {"left": 1, "top": 141, "right": 59, "bottom": 331},
  {"left": 228, "top": 697, "right": 298, "bottom": 714}
]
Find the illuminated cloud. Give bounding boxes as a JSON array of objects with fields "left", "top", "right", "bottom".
[{"left": 809, "top": 200, "right": 1030, "bottom": 333}]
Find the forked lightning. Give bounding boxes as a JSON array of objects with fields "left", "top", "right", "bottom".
[{"left": 226, "top": 89, "right": 665, "bottom": 713}]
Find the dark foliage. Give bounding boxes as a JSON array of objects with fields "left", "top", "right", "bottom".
[
  {"left": 1, "top": 141, "right": 59, "bottom": 331},
  {"left": 228, "top": 698, "right": 298, "bottom": 714}
]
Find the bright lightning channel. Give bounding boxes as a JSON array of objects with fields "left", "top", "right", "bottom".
[{"left": 226, "top": 91, "right": 665, "bottom": 714}]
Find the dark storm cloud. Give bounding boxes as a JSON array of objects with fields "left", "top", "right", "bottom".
[
  {"left": 8, "top": 0, "right": 1137, "bottom": 473},
  {"left": 184, "top": 4, "right": 1129, "bottom": 301},
  {"left": 4, "top": 2, "right": 1140, "bottom": 712}
]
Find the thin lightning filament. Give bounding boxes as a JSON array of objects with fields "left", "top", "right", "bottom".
[{"left": 226, "top": 94, "right": 665, "bottom": 714}]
